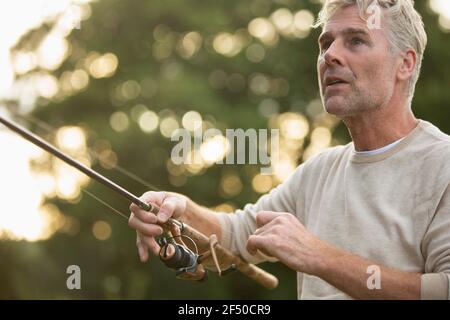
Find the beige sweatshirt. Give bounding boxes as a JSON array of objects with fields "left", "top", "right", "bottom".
[{"left": 218, "top": 120, "right": 450, "bottom": 300}]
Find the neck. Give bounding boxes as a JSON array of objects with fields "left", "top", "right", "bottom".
[{"left": 342, "top": 101, "right": 418, "bottom": 152}]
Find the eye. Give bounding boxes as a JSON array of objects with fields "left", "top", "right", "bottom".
[
  {"left": 351, "top": 37, "right": 364, "bottom": 46},
  {"left": 320, "top": 40, "right": 332, "bottom": 52}
]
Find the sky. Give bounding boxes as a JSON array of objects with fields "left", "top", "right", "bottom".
[{"left": 0, "top": 0, "right": 90, "bottom": 241}]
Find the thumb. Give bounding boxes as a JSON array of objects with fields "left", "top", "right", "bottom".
[
  {"left": 256, "top": 211, "right": 285, "bottom": 228},
  {"left": 157, "top": 195, "right": 186, "bottom": 223}
]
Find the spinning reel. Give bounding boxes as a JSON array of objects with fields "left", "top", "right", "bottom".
[{"left": 156, "top": 221, "right": 236, "bottom": 281}]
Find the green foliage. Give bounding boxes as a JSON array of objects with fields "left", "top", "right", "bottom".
[{"left": 1, "top": 0, "right": 449, "bottom": 299}]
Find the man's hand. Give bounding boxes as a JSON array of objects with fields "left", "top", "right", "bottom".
[
  {"left": 246, "top": 211, "right": 422, "bottom": 299},
  {"left": 128, "top": 191, "right": 187, "bottom": 263},
  {"left": 246, "top": 211, "right": 331, "bottom": 275}
]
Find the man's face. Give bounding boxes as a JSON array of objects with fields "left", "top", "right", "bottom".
[{"left": 317, "top": 5, "right": 398, "bottom": 117}]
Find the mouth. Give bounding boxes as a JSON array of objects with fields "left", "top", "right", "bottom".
[{"left": 324, "top": 77, "right": 349, "bottom": 88}]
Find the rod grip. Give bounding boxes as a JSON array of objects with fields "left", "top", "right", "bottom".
[
  {"left": 143, "top": 202, "right": 279, "bottom": 289},
  {"left": 174, "top": 220, "right": 279, "bottom": 289}
]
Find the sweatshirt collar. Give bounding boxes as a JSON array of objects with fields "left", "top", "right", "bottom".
[{"left": 350, "top": 120, "right": 423, "bottom": 163}]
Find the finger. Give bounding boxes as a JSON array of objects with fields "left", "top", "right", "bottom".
[
  {"left": 254, "top": 228, "right": 264, "bottom": 235},
  {"left": 157, "top": 196, "right": 184, "bottom": 223},
  {"left": 136, "top": 234, "right": 149, "bottom": 262},
  {"left": 129, "top": 206, "right": 158, "bottom": 224},
  {"left": 129, "top": 215, "right": 164, "bottom": 237},
  {"left": 246, "top": 234, "right": 265, "bottom": 255},
  {"left": 140, "top": 191, "right": 168, "bottom": 205},
  {"left": 253, "top": 223, "right": 277, "bottom": 236},
  {"left": 256, "top": 211, "right": 286, "bottom": 228},
  {"left": 130, "top": 191, "right": 167, "bottom": 215},
  {"left": 246, "top": 235, "right": 274, "bottom": 258},
  {"left": 142, "top": 236, "right": 161, "bottom": 256},
  {"left": 253, "top": 227, "right": 269, "bottom": 236}
]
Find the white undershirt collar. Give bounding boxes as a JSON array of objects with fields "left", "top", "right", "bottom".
[{"left": 354, "top": 137, "right": 406, "bottom": 156}]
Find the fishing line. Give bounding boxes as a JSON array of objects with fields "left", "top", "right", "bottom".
[
  {"left": 2, "top": 108, "right": 236, "bottom": 239},
  {"left": 82, "top": 189, "right": 129, "bottom": 222}
]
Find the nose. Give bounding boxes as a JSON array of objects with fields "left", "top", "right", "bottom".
[{"left": 322, "top": 41, "right": 344, "bottom": 67}]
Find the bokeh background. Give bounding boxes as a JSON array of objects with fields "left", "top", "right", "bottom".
[{"left": 0, "top": 0, "right": 449, "bottom": 299}]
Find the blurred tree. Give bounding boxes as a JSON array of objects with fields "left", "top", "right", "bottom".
[{"left": 1, "top": 0, "right": 449, "bottom": 299}]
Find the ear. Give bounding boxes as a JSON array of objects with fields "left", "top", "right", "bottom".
[{"left": 397, "top": 48, "right": 417, "bottom": 82}]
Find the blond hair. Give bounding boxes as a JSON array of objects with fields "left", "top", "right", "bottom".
[{"left": 315, "top": 0, "right": 427, "bottom": 98}]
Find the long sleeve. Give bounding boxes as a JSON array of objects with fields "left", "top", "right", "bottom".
[
  {"left": 217, "top": 164, "right": 305, "bottom": 264},
  {"left": 421, "top": 183, "right": 450, "bottom": 300}
]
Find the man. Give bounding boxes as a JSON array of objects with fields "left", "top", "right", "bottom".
[{"left": 129, "top": 0, "right": 450, "bottom": 299}]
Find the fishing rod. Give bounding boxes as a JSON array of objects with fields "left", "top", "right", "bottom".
[
  {"left": 0, "top": 113, "right": 198, "bottom": 278},
  {"left": 0, "top": 113, "right": 279, "bottom": 289},
  {"left": 0, "top": 114, "right": 155, "bottom": 213}
]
